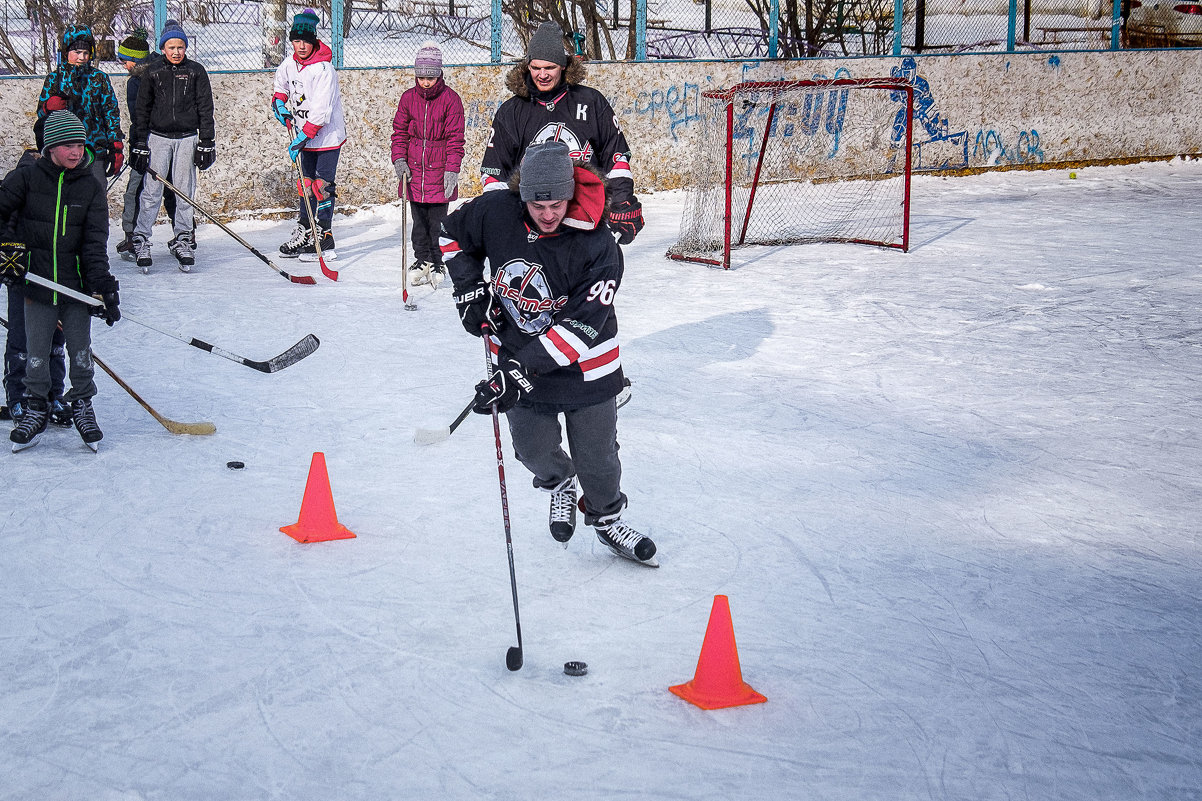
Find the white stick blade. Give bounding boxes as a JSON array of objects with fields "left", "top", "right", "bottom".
[{"left": 413, "top": 427, "right": 450, "bottom": 446}]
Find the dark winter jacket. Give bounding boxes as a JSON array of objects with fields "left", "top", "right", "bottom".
[
  {"left": 133, "top": 56, "right": 215, "bottom": 143},
  {"left": 125, "top": 54, "right": 164, "bottom": 115},
  {"left": 37, "top": 29, "right": 124, "bottom": 157},
  {"left": 443, "top": 166, "right": 624, "bottom": 408},
  {"left": 390, "top": 77, "right": 466, "bottom": 204},
  {"left": 481, "top": 58, "right": 635, "bottom": 205},
  {"left": 0, "top": 151, "right": 117, "bottom": 306}
]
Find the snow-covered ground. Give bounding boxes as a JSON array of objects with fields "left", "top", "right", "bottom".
[{"left": 3, "top": 160, "right": 1201, "bottom": 799}]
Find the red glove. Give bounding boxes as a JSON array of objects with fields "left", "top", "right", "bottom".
[
  {"left": 107, "top": 141, "right": 124, "bottom": 177},
  {"left": 44, "top": 95, "right": 68, "bottom": 113}
]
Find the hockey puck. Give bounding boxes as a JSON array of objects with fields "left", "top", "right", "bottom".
[
  {"left": 564, "top": 661, "right": 588, "bottom": 676},
  {"left": 226, "top": 460, "right": 245, "bottom": 470}
]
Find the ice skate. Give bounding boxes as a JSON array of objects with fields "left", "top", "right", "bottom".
[
  {"left": 10, "top": 399, "right": 48, "bottom": 452},
  {"left": 547, "top": 477, "right": 577, "bottom": 544},
  {"left": 279, "top": 224, "right": 312, "bottom": 259},
  {"left": 168, "top": 230, "right": 195, "bottom": 272},
  {"left": 596, "top": 514, "right": 658, "bottom": 567},
  {"left": 71, "top": 398, "right": 103, "bottom": 452}
]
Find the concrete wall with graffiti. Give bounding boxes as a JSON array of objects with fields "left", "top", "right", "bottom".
[{"left": 1, "top": 49, "right": 1198, "bottom": 217}]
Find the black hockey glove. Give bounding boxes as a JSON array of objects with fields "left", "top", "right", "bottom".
[
  {"left": 454, "top": 282, "right": 505, "bottom": 337},
  {"left": 0, "top": 240, "right": 28, "bottom": 286},
  {"left": 130, "top": 142, "right": 150, "bottom": 175},
  {"left": 194, "top": 140, "right": 216, "bottom": 171},
  {"left": 608, "top": 198, "right": 644, "bottom": 245},
  {"left": 472, "top": 358, "right": 533, "bottom": 415},
  {"left": 90, "top": 287, "right": 120, "bottom": 326}
]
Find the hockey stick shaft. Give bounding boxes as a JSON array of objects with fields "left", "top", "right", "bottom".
[
  {"left": 401, "top": 174, "right": 416, "bottom": 309},
  {"left": 0, "top": 314, "right": 214, "bottom": 434},
  {"left": 21, "top": 271, "right": 319, "bottom": 373},
  {"left": 482, "top": 327, "right": 522, "bottom": 670},
  {"left": 289, "top": 140, "right": 338, "bottom": 281},
  {"left": 144, "top": 167, "right": 316, "bottom": 285},
  {"left": 92, "top": 352, "right": 216, "bottom": 435},
  {"left": 105, "top": 162, "right": 127, "bottom": 193}
]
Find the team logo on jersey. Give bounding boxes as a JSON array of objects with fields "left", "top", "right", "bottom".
[
  {"left": 530, "top": 123, "right": 593, "bottom": 164},
  {"left": 491, "top": 259, "right": 568, "bottom": 334}
]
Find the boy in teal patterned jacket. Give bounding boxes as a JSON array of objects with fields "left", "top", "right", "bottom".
[{"left": 37, "top": 25, "right": 125, "bottom": 186}]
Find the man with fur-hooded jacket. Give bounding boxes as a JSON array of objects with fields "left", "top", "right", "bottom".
[
  {"left": 445, "top": 140, "right": 658, "bottom": 567},
  {"left": 36, "top": 25, "right": 124, "bottom": 185},
  {"left": 480, "top": 22, "right": 644, "bottom": 246}
]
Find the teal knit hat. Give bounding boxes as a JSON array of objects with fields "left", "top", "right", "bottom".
[
  {"left": 289, "top": 8, "right": 320, "bottom": 44},
  {"left": 41, "top": 110, "right": 87, "bottom": 153}
]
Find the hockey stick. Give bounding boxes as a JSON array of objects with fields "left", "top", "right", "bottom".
[
  {"left": 414, "top": 377, "right": 632, "bottom": 447},
  {"left": 481, "top": 324, "right": 523, "bottom": 671},
  {"left": 93, "top": 353, "right": 217, "bottom": 435},
  {"left": 288, "top": 135, "right": 338, "bottom": 281},
  {"left": 0, "top": 314, "right": 215, "bottom": 435},
  {"left": 21, "top": 272, "right": 320, "bottom": 373},
  {"left": 144, "top": 167, "right": 317, "bottom": 285},
  {"left": 105, "top": 161, "right": 127, "bottom": 193},
  {"left": 401, "top": 174, "right": 416, "bottom": 311}
]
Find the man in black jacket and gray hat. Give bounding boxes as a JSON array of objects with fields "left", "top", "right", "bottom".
[
  {"left": 480, "top": 22, "right": 644, "bottom": 246},
  {"left": 446, "top": 140, "right": 657, "bottom": 567}
]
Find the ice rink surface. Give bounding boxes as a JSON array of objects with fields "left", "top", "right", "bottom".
[{"left": 2, "top": 160, "right": 1200, "bottom": 800}]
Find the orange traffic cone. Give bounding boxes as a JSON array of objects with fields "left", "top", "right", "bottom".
[
  {"left": 280, "top": 452, "right": 356, "bottom": 543},
  {"left": 670, "top": 595, "right": 766, "bottom": 709}
]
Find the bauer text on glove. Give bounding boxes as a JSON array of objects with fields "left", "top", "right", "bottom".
[{"left": 472, "top": 358, "right": 533, "bottom": 414}]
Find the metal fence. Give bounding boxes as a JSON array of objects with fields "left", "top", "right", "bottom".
[{"left": 1, "top": 0, "right": 1197, "bottom": 76}]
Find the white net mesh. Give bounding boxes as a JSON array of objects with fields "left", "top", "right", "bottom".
[{"left": 669, "top": 79, "right": 914, "bottom": 267}]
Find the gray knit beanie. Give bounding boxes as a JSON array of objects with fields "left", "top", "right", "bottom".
[
  {"left": 519, "top": 141, "right": 575, "bottom": 202},
  {"left": 41, "top": 110, "right": 87, "bottom": 153},
  {"left": 526, "top": 21, "right": 567, "bottom": 67},
  {"left": 414, "top": 41, "right": 443, "bottom": 78}
]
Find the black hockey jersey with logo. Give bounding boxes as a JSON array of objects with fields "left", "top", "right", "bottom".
[
  {"left": 481, "top": 81, "right": 634, "bottom": 206},
  {"left": 441, "top": 188, "right": 625, "bottom": 408}
]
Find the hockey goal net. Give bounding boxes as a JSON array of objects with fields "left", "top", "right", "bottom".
[{"left": 668, "top": 78, "right": 914, "bottom": 269}]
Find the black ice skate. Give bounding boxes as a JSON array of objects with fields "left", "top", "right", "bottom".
[
  {"left": 595, "top": 514, "right": 658, "bottom": 567},
  {"left": 71, "top": 398, "right": 103, "bottom": 452},
  {"left": 279, "top": 224, "right": 313, "bottom": 259},
  {"left": 547, "top": 477, "right": 578, "bottom": 544},
  {"left": 168, "top": 231, "right": 195, "bottom": 272},
  {"left": 10, "top": 399, "right": 49, "bottom": 452}
]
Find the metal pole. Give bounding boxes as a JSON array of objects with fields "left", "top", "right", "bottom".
[
  {"left": 1006, "top": 0, "right": 1018, "bottom": 51},
  {"left": 1111, "top": 0, "right": 1122, "bottom": 49},
  {"left": 331, "top": 0, "right": 345, "bottom": 67},
  {"left": 154, "top": 0, "right": 167, "bottom": 46},
  {"left": 491, "top": 0, "right": 502, "bottom": 63},
  {"left": 892, "top": 0, "right": 904, "bottom": 55},
  {"left": 636, "top": 0, "right": 647, "bottom": 60},
  {"left": 769, "top": 0, "right": 779, "bottom": 58}
]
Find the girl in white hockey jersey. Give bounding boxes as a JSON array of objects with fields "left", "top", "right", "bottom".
[{"left": 270, "top": 8, "right": 347, "bottom": 259}]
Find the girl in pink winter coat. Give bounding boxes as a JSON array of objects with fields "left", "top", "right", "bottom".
[{"left": 391, "top": 42, "right": 465, "bottom": 289}]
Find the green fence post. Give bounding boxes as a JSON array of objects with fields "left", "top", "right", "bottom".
[
  {"left": 769, "top": 0, "right": 779, "bottom": 58},
  {"left": 1111, "top": 0, "right": 1122, "bottom": 49},
  {"left": 154, "top": 0, "right": 167, "bottom": 46},
  {"left": 331, "top": 0, "right": 344, "bottom": 67},
  {"left": 893, "top": 0, "right": 904, "bottom": 55},
  {"left": 636, "top": 0, "right": 647, "bottom": 61},
  {"left": 1007, "top": 0, "right": 1018, "bottom": 51},
  {"left": 491, "top": 0, "right": 502, "bottom": 63}
]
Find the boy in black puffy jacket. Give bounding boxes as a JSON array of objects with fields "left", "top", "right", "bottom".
[
  {"left": 0, "top": 111, "right": 120, "bottom": 452},
  {"left": 129, "top": 19, "right": 216, "bottom": 273}
]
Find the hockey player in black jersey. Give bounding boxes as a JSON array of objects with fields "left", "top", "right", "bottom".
[
  {"left": 445, "top": 141, "right": 657, "bottom": 567},
  {"left": 480, "top": 22, "right": 644, "bottom": 246}
]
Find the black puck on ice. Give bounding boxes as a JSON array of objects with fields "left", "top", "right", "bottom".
[
  {"left": 226, "top": 460, "right": 245, "bottom": 470},
  {"left": 564, "top": 661, "right": 588, "bottom": 676}
]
